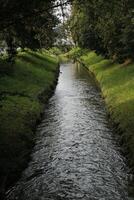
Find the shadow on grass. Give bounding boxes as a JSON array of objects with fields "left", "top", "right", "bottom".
[
  {"left": 27, "top": 51, "right": 57, "bottom": 67},
  {"left": 27, "top": 51, "right": 48, "bottom": 61},
  {"left": 19, "top": 54, "right": 56, "bottom": 72},
  {"left": 0, "top": 58, "right": 14, "bottom": 76},
  {"left": 89, "top": 59, "right": 114, "bottom": 71},
  {"left": 115, "top": 99, "right": 134, "bottom": 198},
  {"left": 116, "top": 99, "right": 134, "bottom": 132}
]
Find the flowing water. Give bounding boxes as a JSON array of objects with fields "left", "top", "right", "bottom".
[{"left": 6, "top": 63, "right": 130, "bottom": 200}]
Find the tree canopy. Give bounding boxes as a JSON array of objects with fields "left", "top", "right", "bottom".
[
  {"left": 0, "top": 0, "right": 61, "bottom": 55},
  {"left": 69, "top": 0, "right": 134, "bottom": 62},
  {"left": 1, "top": 0, "right": 134, "bottom": 63}
]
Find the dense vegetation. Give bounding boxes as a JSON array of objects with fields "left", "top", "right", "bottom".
[
  {"left": 0, "top": 50, "right": 59, "bottom": 196},
  {"left": 0, "top": 0, "right": 58, "bottom": 49},
  {"left": 0, "top": 0, "right": 71, "bottom": 60},
  {"left": 69, "top": 0, "right": 134, "bottom": 63}
]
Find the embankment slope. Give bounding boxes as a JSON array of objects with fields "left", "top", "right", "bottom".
[
  {"left": 0, "top": 50, "right": 59, "bottom": 195},
  {"left": 80, "top": 51, "right": 134, "bottom": 167}
]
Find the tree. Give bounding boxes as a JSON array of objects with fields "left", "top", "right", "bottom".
[
  {"left": 0, "top": 0, "right": 60, "bottom": 59},
  {"left": 69, "top": 0, "right": 134, "bottom": 62}
]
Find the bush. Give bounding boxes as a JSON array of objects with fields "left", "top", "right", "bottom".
[
  {"left": 49, "top": 47, "right": 62, "bottom": 56},
  {"left": 67, "top": 47, "right": 87, "bottom": 61}
]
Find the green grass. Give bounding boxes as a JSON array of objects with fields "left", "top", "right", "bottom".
[
  {"left": 81, "top": 51, "right": 134, "bottom": 166},
  {"left": 0, "top": 50, "right": 59, "bottom": 192}
]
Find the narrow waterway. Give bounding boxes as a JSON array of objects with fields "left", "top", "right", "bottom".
[{"left": 6, "top": 63, "right": 129, "bottom": 200}]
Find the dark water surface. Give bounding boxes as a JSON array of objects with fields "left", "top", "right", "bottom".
[{"left": 6, "top": 63, "right": 130, "bottom": 200}]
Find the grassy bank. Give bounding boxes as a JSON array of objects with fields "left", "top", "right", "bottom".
[
  {"left": 0, "top": 50, "right": 59, "bottom": 195},
  {"left": 79, "top": 51, "right": 134, "bottom": 166}
]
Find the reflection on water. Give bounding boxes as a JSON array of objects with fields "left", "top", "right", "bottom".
[{"left": 6, "top": 63, "right": 129, "bottom": 200}]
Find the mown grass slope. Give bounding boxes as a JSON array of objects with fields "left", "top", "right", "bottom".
[
  {"left": 0, "top": 50, "right": 59, "bottom": 193},
  {"left": 81, "top": 51, "right": 134, "bottom": 166}
]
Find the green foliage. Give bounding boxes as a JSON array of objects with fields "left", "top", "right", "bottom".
[
  {"left": 0, "top": 0, "right": 59, "bottom": 54},
  {"left": 0, "top": 50, "right": 58, "bottom": 192},
  {"left": 69, "top": 0, "right": 134, "bottom": 62},
  {"left": 67, "top": 47, "right": 87, "bottom": 60},
  {"left": 81, "top": 51, "right": 134, "bottom": 166},
  {"left": 49, "top": 47, "right": 63, "bottom": 56}
]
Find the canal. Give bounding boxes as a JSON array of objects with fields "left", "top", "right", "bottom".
[{"left": 6, "top": 63, "right": 129, "bottom": 200}]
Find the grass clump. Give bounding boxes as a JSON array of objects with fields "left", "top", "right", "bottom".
[
  {"left": 0, "top": 50, "right": 59, "bottom": 194},
  {"left": 81, "top": 51, "right": 134, "bottom": 166}
]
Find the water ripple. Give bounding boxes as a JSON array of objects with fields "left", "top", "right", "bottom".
[{"left": 6, "top": 63, "right": 129, "bottom": 200}]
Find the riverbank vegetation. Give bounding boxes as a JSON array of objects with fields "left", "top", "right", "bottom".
[
  {"left": 0, "top": 50, "right": 59, "bottom": 195},
  {"left": 67, "top": 48, "right": 134, "bottom": 167},
  {"left": 82, "top": 52, "right": 134, "bottom": 164}
]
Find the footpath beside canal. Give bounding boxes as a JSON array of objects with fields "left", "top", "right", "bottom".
[{"left": 0, "top": 50, "right": 59, "bottom": 197}]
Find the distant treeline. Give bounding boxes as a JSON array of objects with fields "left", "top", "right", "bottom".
[{"left": 69, "top": 0, "right": 134, "bottom": 63}]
